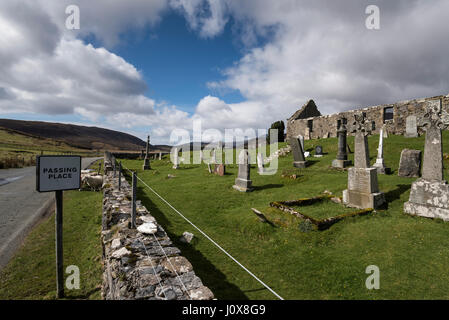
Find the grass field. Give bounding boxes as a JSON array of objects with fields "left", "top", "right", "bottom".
[
  {"left": 0, "top": 188, "right": 103, "bottom": 299},
  {"left": 119, "top": 132, "right": 449, "bottom": 300}
]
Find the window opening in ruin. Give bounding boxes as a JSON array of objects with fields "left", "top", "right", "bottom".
[
  {"left": 384, "top": 107, "right": 394, "bottom": 122},
  {"left": 307, "top": 119, "right": 313, "bottom": 132}
]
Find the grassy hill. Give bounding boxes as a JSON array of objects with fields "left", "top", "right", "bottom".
[{"left": 0, "top": 119, "right": 146, "bottom": 151}]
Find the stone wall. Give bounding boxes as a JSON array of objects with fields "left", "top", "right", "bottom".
[
  {"left": 101, "top": 156, "right": 214, "bottom": 300},
  {"left": 287, "top": 94, "right": 449, "bottom": 140}
]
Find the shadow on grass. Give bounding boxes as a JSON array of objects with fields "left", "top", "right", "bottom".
[
  {"left": 253, "top": 184, "right": 283, "bottom": 191},
  {"left": 385, "top": 184, "right": 411, "bottom": 202},
  {"left": 136, "top": 187, "right": 249, "bottom": 300},
  {"left": 67, "top": 287, "right": 101, "bottom": 300}
]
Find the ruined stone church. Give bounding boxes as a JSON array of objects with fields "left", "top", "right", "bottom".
[{"left": 286, "top": 94, "right": 449, "bottom": 140}]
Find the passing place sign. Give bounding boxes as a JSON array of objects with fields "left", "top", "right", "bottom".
[{"left": 36, "top": 156, "right": 81, "bottom": 192}]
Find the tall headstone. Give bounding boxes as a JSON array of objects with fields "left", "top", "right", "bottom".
[
  {"left": 343, "top": 114, "right": 386, "bottom": 209},
  {"left": 404, "top": 99, "right": 449, "bottom": 221},
  {"left": 290, "top": 137, "right": 309, "bottom": 168},
  {"left": 372, "top": 128, "right": 391, "bottom": 174},
  {"left": 172, "top": 147, "right": 179, "bottom": 169},
  {"left": 159, "top": 152, "right": 162, "bottom": 160},
  {"left": 233, "top": 150, "right": 253, "bottom": 192},
  {"left": 257, "top": 152, "right": 264, "bottom": 174},
  {"left": 332, "top": 122, "right": 352, "bottom": 168},
  {"left": 143, "top": 135, "right": 151, "bottom": 170},
  {"left": 298, "top": 135, "right": 305, "bottom": 152},
  {"left": 405, "top": 115, "right": 418, "bottom": 138}
]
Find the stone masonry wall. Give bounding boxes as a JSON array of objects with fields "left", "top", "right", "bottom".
[
  {"left": 101, "top": 156, "right": 214, "bottom": 300},
  {"left": 287, "top": 94, "right": 449, "bottom": 140}
]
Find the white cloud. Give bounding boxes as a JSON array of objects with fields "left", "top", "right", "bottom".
[{"left": 1, "top": 0, "right": 449, "bottom": 145}]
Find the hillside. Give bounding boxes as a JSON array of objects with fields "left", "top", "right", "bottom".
[{"left": 0, "top": 119, "right": 146, "bottom": 151}]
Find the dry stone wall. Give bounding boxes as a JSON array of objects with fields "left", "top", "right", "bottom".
[
  {"left": 287, "top": 94, "right": 449, "bottom": 140},
  {"left": 101, "top": 156, "right": 214, "bottom": 300}
]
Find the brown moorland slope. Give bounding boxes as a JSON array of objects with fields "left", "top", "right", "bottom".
[{"left": 0, "top": 118, "right": 147, "bottom": 151}]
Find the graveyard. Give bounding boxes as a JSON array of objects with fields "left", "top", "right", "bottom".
[{"left": 114, "top": 131, "right": 449, "bottom": 299}]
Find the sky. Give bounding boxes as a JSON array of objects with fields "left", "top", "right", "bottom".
[{"left": 0, "top": 0, "right": 449, "bottom": 145}]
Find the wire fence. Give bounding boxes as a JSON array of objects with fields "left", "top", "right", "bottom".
[{"left": 119, "top": 162, "right": 284, "bottom": 300}]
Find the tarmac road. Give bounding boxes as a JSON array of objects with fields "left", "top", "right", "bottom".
[{"left": 0, "top": 157, "right": 102, "bottom": 270}]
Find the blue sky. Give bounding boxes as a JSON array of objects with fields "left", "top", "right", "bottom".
[{"left": 1, "top": 1, "right": 448, "bottom": 144}]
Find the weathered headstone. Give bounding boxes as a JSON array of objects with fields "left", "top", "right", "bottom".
[
  {"left": 143, "top": 135, "right": 151, "bottom": 170},
  {"left": 257, "top": 153, "right": 264, "bottom": 174},
  {"left": 332, "top": 122, "right": 352, "bottom": 168},
  {"left": 398, "top": 149, "right": 421, "bottom": 177},
  {"left": 405, "top": 115, "right": 418, "bottom": 138},
  {"left": 233, "top": 150, "right": 253, "bottom": 192},
  {"left": 214, "top": 164, "right": 226, "bottom": 176},
  {"left": 298, "top": 135, "right": 305, "bottom": 152},
  {"left": 290, "top": 137, "right": 308, "bottom": 168},
  {"left": 343, "top": 114, "right": 386, "bottom": 209},
  {"left": 372, "top": 128, "right": 391, "bottom": 174},
  {"left": 159, "top": 152, "right": 162, "bottom": 160},
  {"left": 314, "top": 145, "right": 323, "bottom": 158},
  {"left": 404, "top": 100, "right": 449, "bottom": 221}
]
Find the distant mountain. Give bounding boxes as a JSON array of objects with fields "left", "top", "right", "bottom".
[{"left": 0, "top": 119, "right": 149, "bottom": 151}]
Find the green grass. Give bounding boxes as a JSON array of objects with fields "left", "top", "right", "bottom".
[
  {"left": 289, "top": 200, "right": 359, "bottom": 220},
  {"left": 0, "top": 190, "right": 103, "bottom": 300},
  {"left": 120, "top": 132, "right": 449, "bottom": 300}
]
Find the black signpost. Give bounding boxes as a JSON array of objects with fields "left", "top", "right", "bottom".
[{"left": 36, "top": 155, "right": 81, "bottom": 299}]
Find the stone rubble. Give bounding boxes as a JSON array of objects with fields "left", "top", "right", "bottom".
[{"left": 101, "top": 156, "right": 214, "bottom": 300}]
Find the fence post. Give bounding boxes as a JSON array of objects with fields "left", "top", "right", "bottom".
[
  {"left": 118, "top": 162, "right": 122, "bottom": 191},
  {"left": 131, "top": 171, "right": 137, "bottom": 229}
]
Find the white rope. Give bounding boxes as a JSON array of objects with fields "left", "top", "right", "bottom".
[
  {"left": 120, "top": 164, "right": 283, "bottom": 300},
  {"left": 151, "top": 233, "right": 192, "bottom": 300},
  {"left": 138, "top": 238, "right": 167, "bottom": 300},
  {"left": 120, "top": 165, "right": 191, "bottom": 299}
]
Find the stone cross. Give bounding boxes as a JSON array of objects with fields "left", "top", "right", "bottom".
[
  {"left": 233, "top": 149, "right": 253, "bottom": 192},
  {"left": 404, "top": 99, "right": 449, "bottom": 221},
  {"left": 418, "top": 100, "right": 449, "bottom": 181},
  {"left": 142, "top": 135, "right": 151, "bottom": 170},
  {"left": 351, "top": 113, "right": 371, "bottom": 168}
]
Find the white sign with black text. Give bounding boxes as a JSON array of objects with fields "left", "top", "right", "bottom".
[{"left": 36, "top": 156, "right": 81, "bottom": 192}]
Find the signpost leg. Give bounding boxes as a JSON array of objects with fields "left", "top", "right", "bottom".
[
  {"left": 55, "top": 190, "right": 64, "bottom": 298},
  {"left": 131, "top": 172, "right": 137, "bottom": 229}
]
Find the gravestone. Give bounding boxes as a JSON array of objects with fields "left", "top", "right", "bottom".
[
  {"left": 332, "top": 122, "right": 352, "bottom": 168},
  {"left": 404, "top": 100, "right": 449, "bottom": 221},
  {"left": 214, "top": 164, "right": 226, "bottom": 176},
  {"left": 343, "top": 114, "right": 386, "bottom": 209},
  {"left": 398, "top": 149, "right": 421, "bottom": 177},
  {"left": 314, "top": 145, "right": 323, "bottom": 158},
  {"left": 233, "top": 150, "right": 253, "bottom": 192},
  {"left": 298, "top": 135, "right": 305, "bottom": 152},
  {"left": 159, "top": 152, "right": 162, "bottom": 160},
  {"left": 257, "top": 153, "right": 264, "bottom": 174},
  {"left": 143, "top": 135, "right": 151, "bottom": 170},
  {"left": 290, "top": 137, "right": 308, "bottom": 168},
  {"left": 172, "top": 147, "right": 179, "bottom": 169},
  {"left": 405, "top": 115, "right": 418, "bottom": 138},
  {"left": 372, "top": 127, "right": 391, "bottom": 174}
]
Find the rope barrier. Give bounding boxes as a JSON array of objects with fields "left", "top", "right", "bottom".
[{"left": 120, "top": 163, "right": 284, "bottom": 300}]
